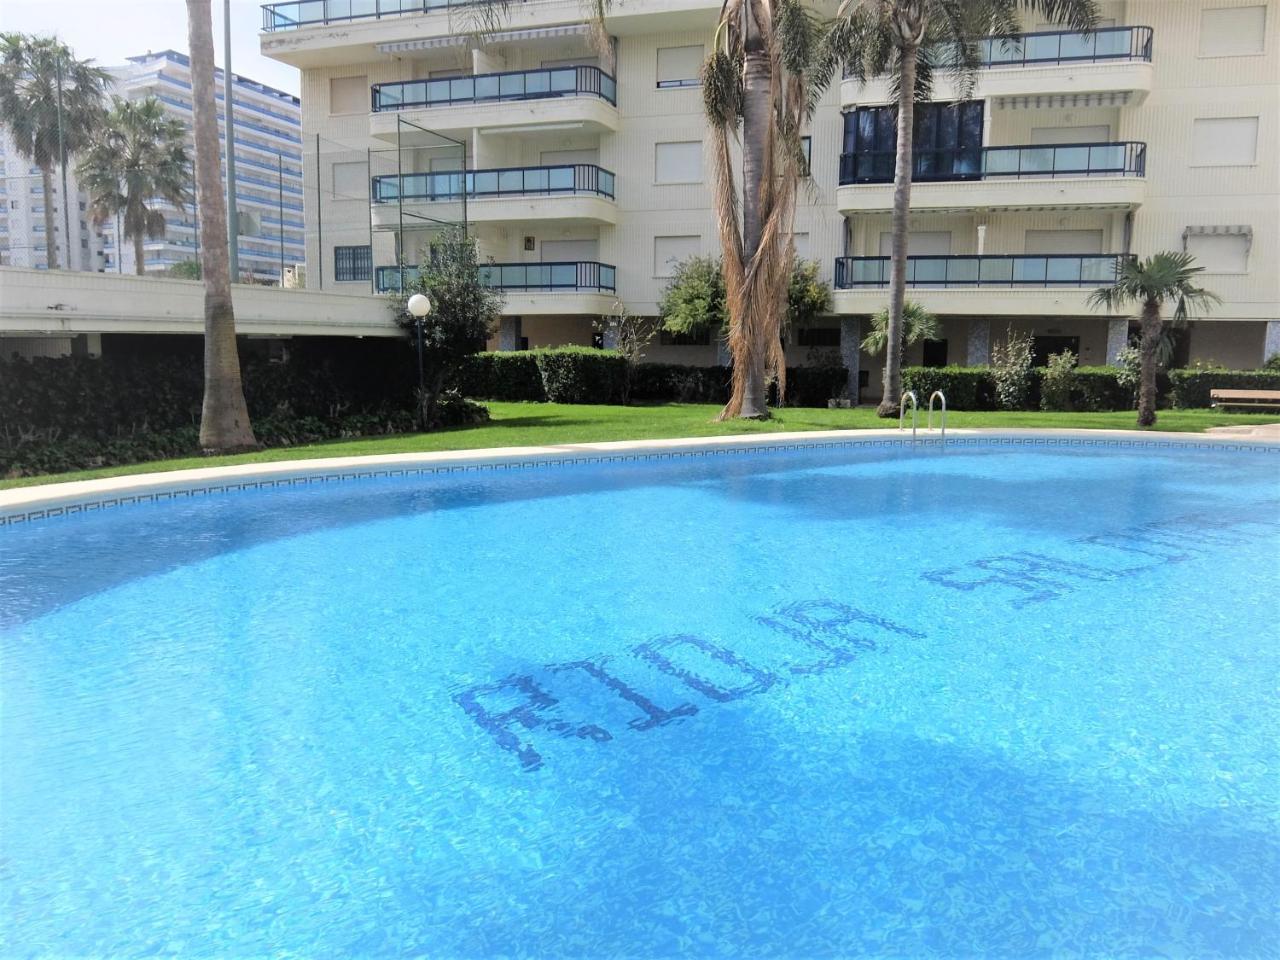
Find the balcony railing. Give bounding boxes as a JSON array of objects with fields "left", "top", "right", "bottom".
[
  {"left": 839, "top": 141, "right": 1146, "bottom": 184},
  {"left": 372, "top": 66, "right": 617, "bottom": 112},
  {"left": 262, "top": 0, "right": 482, "bottom": 31},
  {"left": 372, "top": 164, "right": 615, "bottom": 203},
  {"left": 376, "top": 260, "right": 616, "bottom": 294},
  {"left": 834, "top": 254, "right": 1132, "bottom": 289}
]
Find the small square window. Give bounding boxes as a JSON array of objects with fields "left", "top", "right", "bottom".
[{"left": 334, "top": 244, "right": 372, "bottom": 282}]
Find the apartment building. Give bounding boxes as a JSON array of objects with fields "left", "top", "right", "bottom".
[
  {"left": 261, "top": 0, "right": 1279, "bottom": 399},
  {"left": 0, "top": 125, "right": 107, "bottom": 276},
  {"left": 103, "top": 50, "right": 306, "bottom": 283}
]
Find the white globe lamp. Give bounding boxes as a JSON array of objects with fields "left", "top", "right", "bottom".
[{"left": 407, "top": 293, "right": 431, "bottom": 318}]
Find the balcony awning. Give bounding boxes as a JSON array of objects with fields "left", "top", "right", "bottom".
[
  {"left": 1183, "top": 225, "right": 1252, "bottom": 238},
  {"left": 378, "top": 24, "right": 592, "bottom": 55}
]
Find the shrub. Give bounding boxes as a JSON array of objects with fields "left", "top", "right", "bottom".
[
  {"left": 991, "top": 330, "right": 1035, "bottom": 411},
  {"left": 1072, "top": 367, "right": 1133, "bottom": 412},
  {"left": 534, "top": 348, "right": 629, "bottom": 404},
  {"left": 459, "top": 352, "right": 545, "bottom": 401},
  {"left": 1168, "top": 369, "right": 1280, "bottom": 408},
  {"left": 902, "top": 366, "right": 996, "bottom": 410},
  {"left": 1040, "top": 350, "right": 1079, "bottom": 412},
  {"left": 1265, "top": 354, "right": 1280, "bottom": 372},
  {"left": 629, "top": 364, "right": 729, "bottom": 404},
  {"left": 772, "top": 366, "right": 849, "bottom": 407}
]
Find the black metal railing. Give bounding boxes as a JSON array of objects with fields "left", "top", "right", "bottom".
[
  {"left": 376, "top": 260, "right": 616, "bottom": 294},
  {"left": 839, "top": 141, "right": 1146, "bottom": 184},
  {"left": 372, "top": 66, "right": 616, "bottom": 112},
  {"left": 263, "top": 0, "right": 482, "bottom": 31},
  {"left": 834, "top": 253, "right": 1133, "bottom": 289},
  {"left": 372, "top": 164, "right": 615, "bottom": 202}
]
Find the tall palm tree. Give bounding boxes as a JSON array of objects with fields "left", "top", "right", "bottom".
[
  {"left": 1088, "top": 252, "right": 1219, "bottom": 428},
  {"left": 704, "top": 0, "right": 825, "bottom": 419},
  {"left": 823, "top": 0, "right": 1098, "bottom": 416},
  {"left": 186, "top": 0, "right": 256, "bottom": 452},
  {"left": 0, "top": 34, "right": 107, "bottom": 270},
  {"left": 78, "top": 97, "right": 191, "bottom": 276}
]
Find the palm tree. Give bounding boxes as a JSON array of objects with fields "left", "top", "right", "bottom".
[
  {"left": 823, "top": 0, "right": 1098, "bottom": 416},
  {"left": 186, "top": 0, "right": 256, "bottom": 452},
  {"left": 0, "top": 34, "right": 107, "bottom": 270},
  {"left": 1088, "top": 252, "right": 1220, "bottom": 428},
  {"left": 78, "top": 97, "right": 191, "bottom": 276},
  {"left": 703, "top": 0, "right": 825, "bottom": 419},
  {"left": 861, "top": 299, "right": 939, "bottom": 357}
]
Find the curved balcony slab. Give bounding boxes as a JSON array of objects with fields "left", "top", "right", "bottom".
[
  {"left": 833, "top": 286, "right": 1111, "bottom": 318},
  {"left": 372, "top": 193, "right": 617, "bottom": 230},
  {"left": 369, "top": 96, "right": 619, "bottom": 139},
  {"left": 836, "top": 174, "right": 1146, "bottom": 214},
  {"left": 842, "top": 60, "right": 1153, "bottom": 108}
]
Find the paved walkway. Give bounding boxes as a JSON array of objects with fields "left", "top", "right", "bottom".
[{"left": 1206, "top": 422, "right": 1280, "bottom": 438}]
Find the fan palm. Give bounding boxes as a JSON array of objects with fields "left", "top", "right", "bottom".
[
  {"left": 78, "top": 97, "right": 191, "bottom": 276},
  {"left": 821, "top": 0, "right": 1099, "bottom": 415},
  {"left": 1088, "top": 252, "right": 1220, "bottom": 428},
  {"left": 0, "top": 33, "right": 108, "bottom": 270},
  {"left": 861, "top": 299, "right": 939, "bottom": 356},
  {"left": 186, "top": 0, "right": 256, "bottom": 452}
]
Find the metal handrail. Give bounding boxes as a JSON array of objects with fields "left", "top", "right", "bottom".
[
  {"left": 834, "top": 253, "right": 1134, "bottom": 289},
  {"left": 838, "top": 141, "right": 1147, "bottom": 185},
  {"left": 372, "top": 65, "right": 617, "bottom": 112},
  {"left": 372, "top": 164, "right": 616, "bottom": 202},
  {"left": 899, "top": 391, "right": 918, "bottom": 439},
  {"left": 928, "top": 390, "right": 947, "bottom": 439}
]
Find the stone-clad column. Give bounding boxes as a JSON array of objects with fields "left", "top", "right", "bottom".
[
  {"left": 601, "top": 320, "right": 619, "bottom": 350},
  {"left": 966, "top": 318, "right": 990, "bottom": 366},
  {"left": 840, "top": 316, "right": 861, "bottom": 401},
  {"left": 498, "top": 317, "right": 522, "bottom": 351},
  {"left": 1264, "top": 320, "right": 1280, "bottom": 366},
  {"left": 1106, "top": 317, "right": 1130, "bottom": 365}
]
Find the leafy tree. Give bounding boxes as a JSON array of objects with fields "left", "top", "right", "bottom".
[
  {"left": 822, "top": 0, "right": 1099, "bottom": 416},
  {"left": 787, "top": 259, "right": 832, "bottom": 331},
  {"left": 397, "top": 226, "right": 505, "bottom": 429},
  {"left": 595, "top": 300, "right": 656, "bottom": 405},
  {"left": 0, "top": 34, "right": 108, "bottom": 270},
  {"left": 78, "top": 96, "right": 191, "bottom": 276},
  {"left": 165, "top": 260, "right": 202, "bottom": 280},
  {"left": 861, "top": 299, "right": 938, "bottom": 357},
  {"left": 186, "top": 0, "right": 256, "bottom": 452},
  {"left": 991, "top": 328, "right": 1035, "bottom": 411},
  {"left": 1088, "top": 252, "right": 1220, "bottom": 427}
]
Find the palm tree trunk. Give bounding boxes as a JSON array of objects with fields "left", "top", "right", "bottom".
[
  {"left": 187, "top": 0, "right": 256, "bottom": 452},
  {"left": 876, "top": 42, "right": 918, "bottom": 417},
  {"left": 1137, "top": 300, "right": 1161, "bottom": 427},
  {"left": 133, "top": 230, "right": 146, "bottom": 276},
  {"left": 39, "top": 164, "right": 59, "bottom": 270},
  {"left": 736, "top": 40, "right": 772, "bottom": 420}
]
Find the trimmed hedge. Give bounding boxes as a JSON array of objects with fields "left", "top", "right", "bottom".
[
  {"left": 458, "top": 352, "right": 544, "bottom": 402},
  {"left": 902, "top": 365, "right": 1139, "bottom": 412},
  {"left": 534, "top": 348, "right": 629, "bottom": 404},
  {"left": 629, "top": 364, "right": 729, "bottom": 404},
  {"left": 1168, "top": 369, "right": 1280, "bottom": 409}
]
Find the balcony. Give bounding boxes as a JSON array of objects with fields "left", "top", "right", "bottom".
[
  {"left": 370, "top": 164, "right": 617, "bottom": 228},
  {"left": 832, "top": 253, "right": 1131, "bottom": 316},
  {"left": 841, "top": 27, "right": 1154, "bottom": 107},
  {"left": 262, "top": 0, "right": 473, "bottom": 31},
  {"left": 377, "top": 260, "right": 617, "bottom": 314},
  {"left": 369, "top": 66, "right": 619, "bottom": 138},
  {"left": 836, "top": 142, "right": 1147, "bottom": 212}
]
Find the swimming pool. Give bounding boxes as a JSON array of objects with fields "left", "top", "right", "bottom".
[{"left": 3, "top": 435, "right": 1278, "bottom": 958}]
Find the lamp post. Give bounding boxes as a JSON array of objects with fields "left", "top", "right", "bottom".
[{"left": 407, "top": 293, "right": 431, "bottom": 429}]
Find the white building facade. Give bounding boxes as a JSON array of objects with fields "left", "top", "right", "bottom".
[
  {"left": 260, "top": 0, "right": 1279, "bottom": 398},
  {"left": 103, "top": 50, "right": 306, "bottom": 284}
]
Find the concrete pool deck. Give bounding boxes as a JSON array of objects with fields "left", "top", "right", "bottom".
[{"left": 3, "top": 426, "right": 1279, "bottom": 526}]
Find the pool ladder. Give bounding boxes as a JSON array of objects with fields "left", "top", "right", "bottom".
[{"left": 899, "top": 390, "right": 947, "bottom": 442}]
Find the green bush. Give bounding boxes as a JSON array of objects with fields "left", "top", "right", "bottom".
[
  {"left": 1072, "top": 367, "right": 1133, "bottom": 412},
  {"left": 771, "top": 367, "right": 849, "bottom": 407},
  {"left": 902, "top": 366, "right": 996, "bottom": 410},
  {"left": 458, "top": 352, "right": 545, "bottom": 401},
  {"left": 530, "top": 348, "right": 629, "bottom": 404},
  {"left": 992, "top": 331, "right": 1035, "bottom": 411},
  {"left": 629, "top": 364, "right": 729, "bottom": 404},
  {"left": 1040, "top": 350, "right": 1079, "bottom": 412},
  {"left": 1168, "top": 369, "right": 1280, "bottom": 408},
  {"left": 1264, "top": 353, "right": 1280, "bottom": 372}
]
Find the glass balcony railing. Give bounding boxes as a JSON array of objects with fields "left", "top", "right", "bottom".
[
  {"left": 372, "top": 164, "right": 615, "bottom": 202},
  {"left": 372, "top": 66, "right": 617, "bottom": 112},
  {"left": 262, "top": 0, "right": 481, "bottom": 31},
  {"left": 834, "top": 254, "right": 1133, "bottom": 289},
  {"left": 376, "top": 260, "right": 616, "bottom": 294},
  {"left": 839, "top": 141, "right": 1146, "bottom": 184}
]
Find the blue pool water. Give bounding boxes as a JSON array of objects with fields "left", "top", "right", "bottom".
[{"left": 2, "top": 438, "right": 1278, "bottom": 958}]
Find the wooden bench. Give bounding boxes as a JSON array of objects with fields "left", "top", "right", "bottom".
[{"left": 1209, "top": 388, "right": 1280, "bottom": 410}]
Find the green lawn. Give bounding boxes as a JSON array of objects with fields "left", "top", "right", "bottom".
[{"left": 3, "top": 403, "right": 1276, "bottom": 491}]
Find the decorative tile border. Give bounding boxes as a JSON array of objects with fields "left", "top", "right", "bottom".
[{"left": 2, "top": 433, "right": 1277, "bottom": 529}]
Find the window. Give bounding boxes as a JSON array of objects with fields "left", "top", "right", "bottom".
[
  {"left": 1199, "top": 6, "right": 1266, "bottom": 56},
  {"left": 797, "top": 326, "right": 840, "bottom": 347},
  {"left": 79, "top": 201, "right": 86, "bottom": 210},
  {"left": 1185, "top": 232, "right": 1250, "bottom": 273},
  {"left": 842, "top": 101, "right": 983, "bottom": 183},
  {"left": 922, "top": 339, "right": 948, "bottom": 367},
  {"left": 1032, "top": 336, "right": 1080, "bottom": 367},
  {"left": 1024, "top": 230, "right": 1104, "bottom": 255},
  {"left": 791, "top": 232, "right": 810, "bottom": 259},
  {"left": 1191, "top": 116, "right": 1259, "bottom": 165},
  {"left": 654, "top": 235, "right": 700, "bottom": 276},
  {"left": 333, "top": 244, "right": 371, "bottom": 281},
  {"left": 800, "top": 136, "right": 811, "bottom": 176},
  {"left": 878, "top": 231, "right": 952, "bottom": 256},
  {"left": 656, "top": 45, "right": 703, "bottom": 88},
  {"left": 332, "top": 161, "right": 368, "bottom": 200},
  {"left": 330, "top": 75, "right": 368, "bottom": 115},
  {"left": 654, "top": 141, "right": 702, "bottom": 184}
]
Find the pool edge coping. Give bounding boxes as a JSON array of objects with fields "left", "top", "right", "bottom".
[{"left": 4, "top": 426, "right": 1278, "bottom": 526}]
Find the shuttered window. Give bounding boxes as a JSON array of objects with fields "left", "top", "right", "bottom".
[
  {"left": 1186, "top": 233, "right": 1250, "bottom": 273},
  {"left": 1199, "top": 6, "right": 1266, "bottom": 56},
  {"left": 654, "top": 235, "right": 700, "bottom": 276},
  {"left": 334, "top": 245, "right": 372, "bottom": 282},
  {"left": 657, "top": 46, "right": 704, "bottom": 87},
  {"left": 332, "top": 162, "right": 368, "bottom": 201},
  {"left": 1192, "top": 117, "right": 1259, "bottom": 165},
  {"left": 654, "top": 141, "right": 702, "bottom": 183},
  {"left": 329, "top": 76, "right": 369, "bottom": 115}
]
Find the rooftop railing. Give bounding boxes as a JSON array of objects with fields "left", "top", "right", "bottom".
[
  {"left": 372, "top": 164, "right": 615, "bottom": 202},
  {"left": 839, "top": 141, "right": 1146, "bottom": 184},
  {"left": 372, "top": 66, "right": 616, "bottom": 112},
  {"left": 376, "top": 260, "right": 616, "bottom": 294},
  {"left": 834, "top": 253, "right": 1133, "bottom": 289},
  {"left": 262, "top": 0, "right": 485, "bottom": 31}
]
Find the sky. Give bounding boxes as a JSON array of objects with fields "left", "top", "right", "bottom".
[{"left": 0, "top": 0, "right": 301, "bottom": 96}]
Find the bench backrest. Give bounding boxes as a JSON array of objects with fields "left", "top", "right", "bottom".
[{"left": 1209, "top": 389, "right": 1280, "bottom": 400}]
